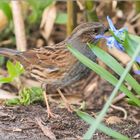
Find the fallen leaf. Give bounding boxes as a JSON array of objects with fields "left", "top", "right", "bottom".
[
  {"left": 13, "top": 127, "right": 22, "bottom": 132},
  {"left": 76, "top": 0, "right": 84, "bottom": 10},
  {"left": 40, "top": 3, "right": 56, "bottom": 40},
  {"left": 0, "top": 89, "right": 19, "bottom": 100},
  {"left": 35, "top": 117, "right": 56, "bottom": 140},
  {"left": 124, "top": 22, "right": 136, "bottom": 34},
  {"left": 0, "top": 10, "right": 8, "bottom": 31},
  {"left": 105, "top": 116, "right": 123, "bottom": 125},
  {"left": 133, "top": 133, "right": 140, "bottom": 139},
  {"left": 108, "top": 47, "right": 131, "bottom": 65}
]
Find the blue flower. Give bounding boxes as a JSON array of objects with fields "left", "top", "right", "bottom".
[
  {"left": 136, "top": 56, "right": 140, "bottom": 64},
  {"left": 95, "top": 16, "right": 127, "bottom": 51},
  {"left": 134, "top": 56, "right": 140, "bottom": 75},
  {"left": 96, "top": 16, "right": 140, "bottom": 75},
  {"left": 134, "top": 70, "right": 140, "bottom": 75}
]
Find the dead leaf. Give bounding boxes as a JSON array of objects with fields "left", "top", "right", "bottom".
[
  {"left": 133, "top": 134, "right": 140, "bottom": 139},
  {"left": 0, "top": 89, "right": 19, "bottom": 100},
  {"left": 105, "top": 116, "right": 123, "bottom": 125},
  {"left": 36, "top": 38, "right": 45, "bottom": 48},
  {"left": 0, "top": 10, "right": 8, "bottom": 31},
  {"left": 124, "top": 22, "right": 136, "bottom": 34},
  {"left": 108, "top": 47, "right": 131, "bottom": 64},
  {"left": 84, "top": 76, "right": 99, "bottom": 98},
  {"left": 76, "top": 0, "right": 84, "bottom": 10},
  {"left": 13, "top": 127, "right": 22, "bottom": 132},
  {"left": 35, "top": 117, "right": 56, "bottom": 140},
  {"left": 40, "top": 3, "right": 56, "bottom": 40}
]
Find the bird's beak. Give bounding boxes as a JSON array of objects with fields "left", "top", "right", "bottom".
[
  {"left": 93, "top": 26, "right": 109, "bottom": 44},
  {"left": 104, "top": 27, "right": 109, "bottom": 32}
]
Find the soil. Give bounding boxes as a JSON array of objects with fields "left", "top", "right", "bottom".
[
  {"left": 0, "top": 78, "right": 139, "bottom": 140},
  {"left": 0, "top": 1, "right": 140, "bottom": 139},
  {"left": 0, "top": 104, "right": 139, "bottom": 140}
]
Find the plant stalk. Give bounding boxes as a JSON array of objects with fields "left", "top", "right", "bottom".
[
  {"left": 67, "top": 1, "right": 77, "bottom": 35},
  {"left": 11, "top": 0, "right": 27, "bottom": 51}
]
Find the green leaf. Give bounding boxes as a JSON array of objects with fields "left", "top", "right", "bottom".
[
  {"left": 76, "top": 110, "right": 130, "bottom": 140},
  {"left": 124, "top": 33, "right": 140, "bottom": 57},
  {"left": 15, "top": 61, "right": 25, "bottom": 76},
  {"left": 0, "top": 1, "right": 12, "bottom": 21},
  {"left": 27, "top": 0, "right": 54, "bottom": 24},
  {"left": 89, "top": 44, "right": 140, "bottom": 95},
  {"left": 29, "top": 87, "right": 43, "bottom": 103},
  {"left": 19, "top": 88, "right": 31, "bottom": 105},
  {"left": 5, "top": 98, "right": 20, "bottom": 106},
  {"left": 7, "top": 87, "right": 43, "bottom": 106},
  {"left": 126, "top": 96, "right": 140, "bottom": 107},
  {"left": 0, "top": 56, "right": 5, "bottom": 66},
  {"left": 0, "top": 61, "right": 24, "bottom": 84},
  {"left": 55, "top": 12, "right": 67, "bottom": 24},
  {"left": 67, "top": 45, "right": 140, "bottom": 106},
  {"left": 0, "top": 76, "right": 13, "bottom": 83},
  {"left": 7, "top": 60, "right": 17, "bottom": 77},
  {"left": 28, "top": 9, "right": 38, "bottom": 24},
  {"left": 37, "top": 0, "right": 53, "bottom": 9},
  {"left": 7, "top": 61, "right": 24, "bottom": 78},
  {"left": 84, "top": 38, "right": 140, "bottom": 139}
]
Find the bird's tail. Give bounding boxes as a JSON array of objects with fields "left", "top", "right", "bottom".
[
  {"left": 0, "top": 48, "right": 30, "bottom": 68},
  {"left": 0, "top": 48, "right": 20, "bottom": 59}
]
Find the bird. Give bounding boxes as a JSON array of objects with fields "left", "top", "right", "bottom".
[{"left": 0, "top": 22, "right": 106, "bottom": 117}]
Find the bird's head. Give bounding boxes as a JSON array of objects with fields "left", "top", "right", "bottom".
[{"left": 67, "top": 22, "right": 107, "bottom": 44}]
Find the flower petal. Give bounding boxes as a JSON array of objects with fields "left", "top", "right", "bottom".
[
  {"left": 114, "top": 40, "right": 125, "bottom": 51},
  {"left": 107, "top": 16, "right": 116, "bottom": 32},
  {"left": 136, "top": 56, "right": 140, "bottom": 64},
  {"left": 115, "top": 28, "right": 128, "bottom": 40},
  {"left": 134, "top": 70, "right": 140, "bottom": 75},
  {"left": 95, "top": 34, "right": 107, "bottom": 40}
]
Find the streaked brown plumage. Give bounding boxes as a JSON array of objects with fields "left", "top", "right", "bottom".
[{"left": 0, "top": 22, "right": 106, "bottom": 117}]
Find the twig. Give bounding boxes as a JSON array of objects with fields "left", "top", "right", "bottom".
[
  {"left": 35, "top": 117, "right": 56, "bottom": 140},
  {"left": 67, "top": 1, "right": 77, "bottom": 35},
  {"left": 11, "top": 0, "right": 27, "bottom": 51},
  {"left": 0, "top": 39, "right": 12, "bottom": 47}
]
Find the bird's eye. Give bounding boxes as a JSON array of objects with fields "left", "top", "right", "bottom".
[{"left": 94, "top": 28, "right": 99, "bottom": 33}]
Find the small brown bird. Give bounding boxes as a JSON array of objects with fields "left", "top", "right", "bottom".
[{"left": 0, "top": 22, "right": 106, "bottom": 117}]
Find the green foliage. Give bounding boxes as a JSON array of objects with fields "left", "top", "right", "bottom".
[
  {"left": 126, "top": 96, "right": 140, "bottom": 106},
  {"left": 76, "top": 110, "right": 130, "bottom": 140},
  {"left": 5, "top": 87, "right": 43, "bottom": 106},
  {"left": 27, "top": 0, "right": 67, "bottom": 25},
  {"left": 0, "top": 56, "right": 5, "bottom": 66},
  {"left": 67, "top": 32, "right": 140, "bottom": 139},
  {"left": 84, "top": 40, "right": 140, "bottom": 139},
  {"left": 0, "top": 0, "right": 12, "bottom": 21},
  {"left": 0, "top": 61, "right": 24, "bottom": 83},
  {"left": 89, "top": 44, "right": 140, "bottom": 95},
  {"left": 27, "top": 0, "right": 54, "bottom": 23},
  {"left": 55, "top": 12, "right": 67, "bottom": 24},
  {"left": 0, "top": 61, "right": 43, "bottom": 106},
  {"left": 68, "top": 45, "right": 140, "bottom": 106}
]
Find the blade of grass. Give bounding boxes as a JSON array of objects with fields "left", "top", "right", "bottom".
[
  {"left": 89, "top": 44, "right": 140, "bottom": 94},
  {"left": 76, "top": 110, "right": 130, "bottom": 140},
  {"left": 67, "top": 45, "right": 140, "bottom": 106},
  {"left": 83, "top": 43, "right": 140, "bottom": 139}
]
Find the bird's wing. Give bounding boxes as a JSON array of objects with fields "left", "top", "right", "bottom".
[{"left": 17, "top": 44, "right": 76, "bottom": 82}]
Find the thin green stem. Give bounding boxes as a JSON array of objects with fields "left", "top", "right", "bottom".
[{"left": 84, "top": 43, "right": 140, "bottom": 139}]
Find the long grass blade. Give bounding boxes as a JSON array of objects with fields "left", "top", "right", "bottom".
[
  {"left": 76, "top": 110, "right": 130, "bottom": 140},
  {"left": 68, "top": 45, "right": 140, "bottom": 106},
  {"left": 83, "top": 43, "right": 140, "bottom": 139},
  {"left": 89, "top": 44, "right": 140, "bottom": 95}
]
